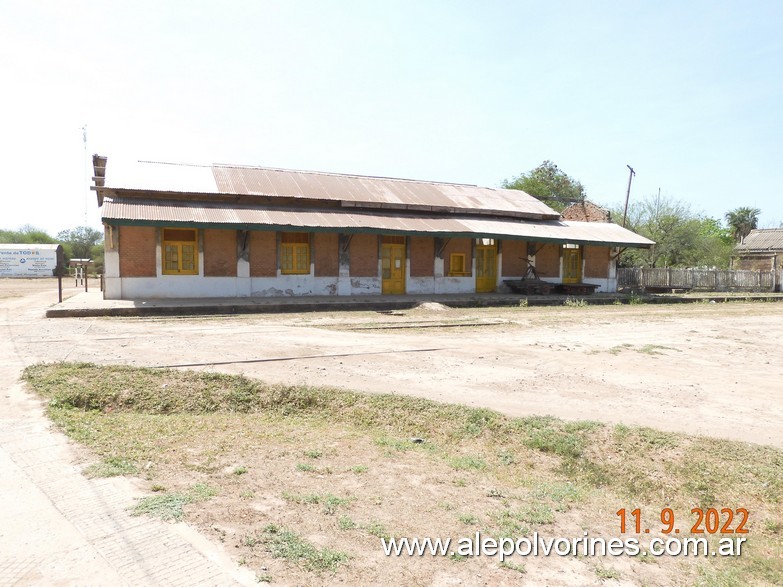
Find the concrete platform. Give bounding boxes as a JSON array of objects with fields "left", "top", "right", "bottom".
[{"left": 45, "top": 290, "right": 783, "bottom": 318}]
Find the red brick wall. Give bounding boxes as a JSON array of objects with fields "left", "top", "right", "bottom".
[
  {"left": 250, "top": 231, "right": 277, "bottom": 277},
  {"left": 314, "top": 233, "right": 339, "bottom": 277},
  {"left": 442, "top": 238, "right": 472, "bottom": 276},
  {"left": 204, "top": 229, "right": 237, "bottom": 277},
  {"left": 350, "top": 234, "right": 378, "bottom": 276},
  {"left": 562, "top": 201, "right": 611, "bottom": 222},
  {"left": 584, "top": 246, "right": 609, "bottom": 278},
  {"left": 535, "top": 244, "right": 560, "bottom": 277},
  {"left": 410, "top": 236, "right": 434, "bottom": 277},
  {"left": 119, "top": 226, "right": 156, "bottom": 277},
  {"left": 501, "top": 240, "right": 527, "bottom": 276}
]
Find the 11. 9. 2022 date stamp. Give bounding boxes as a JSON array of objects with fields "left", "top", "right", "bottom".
[{"left": 617, "top": 507, "right": 749, "bottom": 535}]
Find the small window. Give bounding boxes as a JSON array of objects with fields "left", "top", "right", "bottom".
[
  {"left": 382, "top": 235, "right": 405, "bottom": 245},
  {"left": 476, "top": 238, "right": 496, "bottom": 246},
  {"left": 162, "top": 228, "right": 198, "bottom": 275},
  {"left": 281, "top": 232, "right": 310, "bottom": 274},
  {"left": 449, "top": 253, "right": 468, "bottom": 276},
  {"left": 563, "top": 243, "right": 580, "bottom": 249}
]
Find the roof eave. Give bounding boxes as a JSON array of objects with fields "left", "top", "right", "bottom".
[{"left": 100, "top": 216, "right": 653, "bottom": 249}]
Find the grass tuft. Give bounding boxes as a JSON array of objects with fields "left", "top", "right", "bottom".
[
  {"left": 131, "top": 483, "right": 216, "bottom": 521},
  {"left": 261, "top": 524, "right": 348, "bottom": 573},
  {"left": 84, "top": 456, "right": 137, "bottom": 478}
]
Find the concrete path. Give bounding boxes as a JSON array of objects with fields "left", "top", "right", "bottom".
[
  {"left": 0, "top": 287, "right": 254, "bottom": 586},
  {"left": 46, "top": 289, "right": 783, "bottom": 318}
]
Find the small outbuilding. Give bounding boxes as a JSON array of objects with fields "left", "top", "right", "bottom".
[
  {"left": 731, "top": 228, "right": 783, "bottom": 273},
  {"left": 92, "top": 156, "right": 653, "bottom": 300}
]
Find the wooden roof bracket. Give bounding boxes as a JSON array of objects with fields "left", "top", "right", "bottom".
[
  {"left": 436, "top": 237, "right": 452, "bottom": 256},
  {"left": 611, "top": 247, "right": 627, "bottom": 260},
  {"left": 341, "top": 234, "right": 354, "bottom": 253}
]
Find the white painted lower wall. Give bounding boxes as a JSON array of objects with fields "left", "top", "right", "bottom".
[
  {"left": 101, "top": 230, "right": 621, "bottom": 299},
  {"left": 434, "top": 276, "right": 475, "bottom": 294},
  {"left": 251, "top": 276, "right": 339, "bottom": 297}
]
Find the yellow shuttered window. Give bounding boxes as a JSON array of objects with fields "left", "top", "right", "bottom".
[
  {"left": 162, "top": 228, "right": 198, "bottom": 275},
  {"left": 280, "top": 232, "right": 310, "bottom": 274}
]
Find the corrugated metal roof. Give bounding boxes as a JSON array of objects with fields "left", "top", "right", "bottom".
[
  {"left": 101, "top": 159, "right": 559, "bottom": 220},
  {"left": 102, "top": 198, "right": 654, "bottom": 248},
  {"left": 734, "top": 229, "right": 783, "bottom": 252}
]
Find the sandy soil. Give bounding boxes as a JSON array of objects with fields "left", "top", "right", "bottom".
[{"left": 3, "top": 278, "right": 783, "bottom": 449}]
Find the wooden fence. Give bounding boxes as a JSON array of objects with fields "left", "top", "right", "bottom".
[{"left": 617, "top": 267, "right": 779, "bottom": 292}]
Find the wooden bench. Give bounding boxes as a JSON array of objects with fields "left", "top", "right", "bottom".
[{"left": 504, "top": 279, "right": 553, "bottom": 295}]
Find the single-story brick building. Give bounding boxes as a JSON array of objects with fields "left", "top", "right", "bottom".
[{"left": 92, "top": 156, "right": 653, "bottom": 299}]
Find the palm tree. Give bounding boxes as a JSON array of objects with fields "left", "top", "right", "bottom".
[{"left": 725, "top": 207, "right": 760, "bottom": 242}]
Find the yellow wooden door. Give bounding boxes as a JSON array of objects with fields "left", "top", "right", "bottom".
[
  {"left": 562, "top": 247, "right": 582, "bottom": 284},
  {"left": 382, "top": 244, "right": 405, "bottom": 294},
  {"left": 475, "top": 243, "right": 497, "bottom": 292}
]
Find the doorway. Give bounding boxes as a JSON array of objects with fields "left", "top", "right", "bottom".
[
  {"left": 475, "top": 239, "right": 497, "bottom": 293},
  {"left": 381, "top": 236, "right": 405, "bottom": 294},
  {"left": 562, "top": 244, "right": 582, "bottom": 284}
]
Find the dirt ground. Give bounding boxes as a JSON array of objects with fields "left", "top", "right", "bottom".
[
  {"left": 3, "top": 278, "right": 782, "bottom": 450},
  {"left": 4, "top": 278, "right": 783, "bottom": 586}
]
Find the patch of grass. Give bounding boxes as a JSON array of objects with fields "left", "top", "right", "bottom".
[
  {"left": 627, "top": 293, "right": 644, "bottom": 305},
  {"left": 304, "top": 449, "right": 323, "bottom": 459},
  {"left": 151, "top": 484, "right": 166, "bottom": 492},
  {"left": 296, "top": 462, "right": 317, "bottom": 472},
  {"left": 363, "top": 521, "right": 390, "bottom": 540},
  {"left": 516, "top": 503, "right": 555, "bottom": 525},
  {"left": 349, "top": 465, "right": 368, "bottom": 473},
  {"left": 636, "top": 344, "right": 678, "bottom": 355},
  {"left": 447, "top": 455, "right": 487, "bottom": 471},
  {"left": 282, "top": 492, "right": 351, "bottom": 515},
  {"left": 532, "top": 481, "right": 584, "bottom": 511},
  {"left": 374, "top": 436, "right": 412, "bottom": 452},
  {"left": 594, "top": 565, "right": 621, "bottom": 580},
  {"left": 233, "top": 466, "right": 248, "bottom": 475},
  {"left": 261, "top": 524, "right": 348, "bottom": 573},
  {"left": 695, "top": 565, "right": 745, "bottom": 587},
  {"left": 491, "top": 509, "right": 530, "bottom": 539},
  {"left": 338, "top": 515, "right": 357, "bottom": 530},
  {"left": 84, "top": 456, "right": 137, "bottom": 478},
  {"left": 499, "top": 561, "right": 526, "bottom": 574},
  {"left": 458, "top": 513, "right": 478, "bottom": 525},
  {"left": 564, "top": 297, "right": 587, "bottom": 308},
  {"left": 131, "top": 483, "right": 216, "bottom": 521}
]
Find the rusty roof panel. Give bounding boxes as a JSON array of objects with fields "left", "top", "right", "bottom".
[
  {"left": 102, "top": 198, "right": 653, "bottom": 248},
  {"left": 734, "top": 229, "right": 783, "bottom": 252},
  {"left": 103, "top": 159, "right": 558, "bottom": 219}
]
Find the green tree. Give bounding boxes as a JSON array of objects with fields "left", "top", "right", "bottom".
[
  {"left": 57, "top": 226, "right": 103, "bottom": 260},
  {"left": 502, "top": 160, "right": 586, "bottom": 212},
  {"left": 618, "top": 194, "right": 733, "bottom": 268},
  {"left": 724, "top": 207, "right": 760, "bottom": 242},
  {"left": 0, "top": 225, "right": 57, "bottom": 244}
]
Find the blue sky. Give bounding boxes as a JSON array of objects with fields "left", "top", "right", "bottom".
[{"left": 1, "top": 0, "right": 781, "bottom": 235}]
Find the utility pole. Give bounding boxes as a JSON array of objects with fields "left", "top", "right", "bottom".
[
  {"left": 82, "top": 124, "right": 88, "bottom": 225},
  {"left": 622, "top": 164, "right": 636, "bottom": 228}
]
